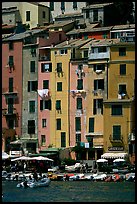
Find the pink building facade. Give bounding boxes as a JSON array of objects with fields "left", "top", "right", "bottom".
[{"left": 2, "top": 41, "right": 23, "bottom": 151}]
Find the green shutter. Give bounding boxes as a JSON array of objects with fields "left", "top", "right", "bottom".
[
  {"left": 89, "top": 118, "right": 94, "bottom": 132},
  {"left": 61, "top": 132, "right": 66, "bottom": 147},
  {"left": 75, "top": 117, "right": 81, "bottom": 131},
  {"left": 30, "top": 61, "right": 35, "bottom": 72},
  {"left": 77, "top": 98, "right": 82, "bottom": 109},
  {"left": 113, "top": 125, "right": 121, "bottom": 140},
  {"left": 56, "top": 100, "right": 61, "bottom": 110}
]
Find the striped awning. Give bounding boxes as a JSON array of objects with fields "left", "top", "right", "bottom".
[{"left": 101, "top": 152, "right": 128, "bottom": 159}]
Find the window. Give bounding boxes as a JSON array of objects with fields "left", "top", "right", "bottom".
[
  {"left": 61, "top": 132, "right": 66, "bottom": 147},
  {"left": 9, "top": 42, "right": 13, "bottom": 50},
  {"left": 42, "top": 119, "right": 47, "bottom": 127},
  {"left": 86, "top": 10, "right": 89, "bottom": 18},
  {"left": 77, "top": 98, "right": 82, "bottom": 110},
  {"left": 98, "top": 46, "right": 106, "bottom": 52},
  {"left": 112, "top": 105, "right": 122, "bottom": 115},
  {"left": 9, "top": 77, "right": 13, "bottom": 92},
  {"left": 28, "top": 120, "right": 35, "bottom": 134},
  {"left": 29, "top": 101, "right": 35, "bottom": 113},
  {"left": 120, "top": 64, "right": 126, "bottom": 75},
  {"left": 28, "top": 81, "right": 38, "bottom": 92},
  {"left": 57, "top": 82, "right": 62, "bottom": 91},
  {"left": 56, "top": 100, "right": 61, "bottom": 110},
  {"left": 119, "top": 47, "right": 126, "bottom": 56},
  {"left": 26, "top": 11, "right": 30, "bottom": 21},
  {"left": 42, "top": 11, "right": 45, "bottom": 18},
  {"left": 113, "top": 125, "right": 121, "bottom": 140},
  {"left": 61, "top": 2, "right": 65, "bottom": 11},
  {"left": 73, "top": 2, "right": 77, "bottom": 10},
  {"left": 93, "top": 9, "right": 98, "bottom": 21},
  {"left": 57, "top": 63, "right": 62, "bottom": 72},
  {"left": 119, "top": 84, "right": 126, "bottom": 94},
  {"left": 75, "top": 117, "right": 81, "bottom": 131},
  {"left": 50, "top": 2, "right": 54, "bottom": 11},
  {"left": 31, "top": 48, "right": 36, "bottom": 57},
  {"left": 94, "top": 79, "right": 104, "bottom": 90},
  {"left": 56, "top": 119, "right": 61, "bottom": 130},
  {"left": 30, "top": 61, "right": 35, "bottom": 73},
  {"left": 8, "top": 98, "right": 13, "bottom": 114},
  {"left": 94, "top": 64, "right": 105, "bottom": 71},
  {"left": 40, "top": 99, "right": 51, "bottom": 110},
  {"left": 84, "top": 50, "right": 88, "bottom": 58},
  {"left": 43, "top": 80, "right": 49, "bottom": 89},
  {"left": 89, "top": 118, "right": 94, "bottom": 133},
  {"left": 93, "top": 99, "right": 103, "bottom": 115},
  {"left": 8, "top": 119, "right": 14, "bottom": 129},
  {"left": 77, "top": 79, "right": 83, "bottom": 90},
  {"left": 76, "top": 133, "right": 81, "bottom": 142},
  {"left": 41, "top": 63, "right": 52, "bottom": 72},
  {"left": 60, "top": 49, "right": 67, "bottom": 55},
  {"left": 9, "top": 56, "right": 14, "bottom": 67},
  {"left": 41, "top": 135, "right": 46, "bottom": 146}
]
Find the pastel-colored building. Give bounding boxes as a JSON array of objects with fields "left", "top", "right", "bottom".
[
  {"left": 2, "top": 37, "right": 23, "bottom": 153},
  {"left": 103, "top": 41, "right": 135, "bottom": 163},
  {"left": 2, "top": 2, "right": 50, "bottom": 29},
  {"left": 38, "top": 30, "right": 67, "bottom": 152}
]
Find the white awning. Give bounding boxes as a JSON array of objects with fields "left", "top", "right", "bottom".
[{"left": 101, "top": 152, "right": 128, "bottom": 159}]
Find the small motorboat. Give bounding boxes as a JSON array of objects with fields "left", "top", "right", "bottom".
[
  {"left": 93, "top": 173, "right": 107, "bottom": 181},
  {"left": 17, "top": 178, "right": 51, "bottom": 188}
]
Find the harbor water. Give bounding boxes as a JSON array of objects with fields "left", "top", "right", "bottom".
[{"left": 2, "top": 180, "right": 135, "bottom": 202}]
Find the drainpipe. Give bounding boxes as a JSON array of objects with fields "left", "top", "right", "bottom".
[
  {"left": 106, "top": 59, "right": 109, "bottom": 99},
  {"left": 68, "top": 61, "right": 70, "bottom": 147}
]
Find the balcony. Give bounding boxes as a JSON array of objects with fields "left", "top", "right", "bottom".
[
  {"left": 109, "top": 135, "right": 123, "bottom": 143},
  {"left": 88, "top": 51, "right": 110, "bottom": 60},
  {"left": 39, "top": 55, "right": 51, "bottom": 61},
  {"left": 70, "top": 90, "right": 86, "bottom": 97},
  {"left": 2, "top": 107, "right": 17, "bottom": 116},
  {"left": 92, "top": 89, "right": 104, "bottom": 97},
  {"left": 2, "top": 87, "right": 18, "bottom": 97}
]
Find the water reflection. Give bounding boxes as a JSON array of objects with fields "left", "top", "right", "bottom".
[{"left": 2, "top": 180, "right": 135, "bottom": 202}]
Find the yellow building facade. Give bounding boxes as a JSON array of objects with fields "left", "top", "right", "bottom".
[{"left": 103, "top": 42, "right": 135, "bottom": 163}]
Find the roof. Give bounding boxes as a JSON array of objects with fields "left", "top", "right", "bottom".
[
  {"left": 2, "top": 28, "right": 46, "bottom": 41},
  {"left": 47, "top": 21, "right": 74, "bottom": 29},
  {"left": 55, "top": 12, "right": 83, "bottom": 18},
  {"left": 82, "top": 3, "right": 113, "bottom": 10},
  {"left": 66, "top": 24, "right": 111, "bottom": 35},
  {"left": 89, "top": 38, "right": 120, "bottom": 47},
  {"left": 52, "top": 38, "right": 92, "bottom": 49},
  {"left": 111, "top": 24, "right": 135, "bottom": 30}
]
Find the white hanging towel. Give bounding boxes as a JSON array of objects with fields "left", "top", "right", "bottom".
[{"left": 38, "top": 89, "right": 49, "bottom": 99}]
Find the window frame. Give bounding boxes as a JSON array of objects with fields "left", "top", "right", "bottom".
[
  {"left": 29, "top": 100, "right": 35, "bottom": 113},
  {"left": 119, "top": 47, "right": 126, "bottom": 56},
  {"left": 26, "top": 11, "right": 30, "bottom": 21},
  {"left": 30, "top": 61, "right": 35, "bottom": 73},
  {"left": 57, "top": 82, "right": 62, "bottom": 91},
  {"left": 56, "top": 118, "right": 61, "bottom": 130},
  {"left": 77, "top": 98, "right": 82, "bottom": 110},
  {"left": 111, "top": 105, "right": 122, "bottom": 116},
  {"left": 42, "top": 118, "right": 47, "bottom": 128},
  {"left": 113, "top": 125, "right": 121, "bottom": 140},
  {"left": 120, "top": 64, "right": 126, "bottom": 75}
]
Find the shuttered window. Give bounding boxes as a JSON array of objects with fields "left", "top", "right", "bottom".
[
  {"left": 30, "top": 61, "right": 35, "bottom": 72},
  {"left": 61, "top": 132, "right": 66, "bottom": 147},
  {"left": 75, "top": 117, "right": 81, "bottom": 131},
  {"left": 113, "top": 125, "right": 121, "bottom": 140},
  {"left": 89, "top": 118, "right": 94, "bottom": 133},
  {"left": 77, "top": 98, "right": 82, "bottom": 109}
]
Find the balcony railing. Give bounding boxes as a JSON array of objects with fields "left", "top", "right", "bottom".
[
  {"left": 2, "top": 87, "right": 18, "bottom": 96},
  {"left": 39, "top": 55, "right": 51, "bottom": 61},
  {"left": 2, "top": 107, "right": 17, "bottom": 116},
  {"left": 109, "top": 135, "right": 123, "bottom": 143},
  {"left": 88, "top": 51, "right": 110, "bottom": 60}
]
